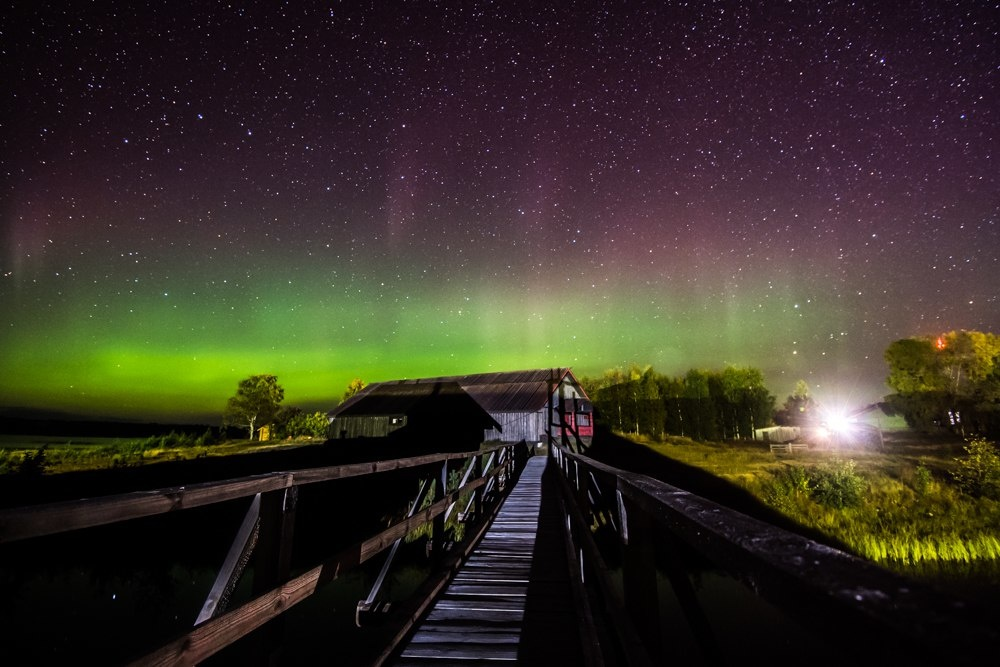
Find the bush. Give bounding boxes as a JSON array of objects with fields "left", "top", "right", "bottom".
[
  {"left": 195, "top": 428, "right": 217, "bottom": 446},
  {"left": 811, "top": 458, "right": 866, "bottom": 509},
  {"left": 18, "top": 447, "right": 49, "bottom": 477},
  {"left": 762, "top": 464, "right": 812, "bottom": 512},
  {"left": 0, "top": 448, "right": 50, "bottom": 476},
  {"left": 0, "top": 450, "right": 19, "bottom": 475},
  {"left": 285, "top": 411, "right": 328, "bottom": 438},
  {"left": 766, "top": 459, "right": 866, "bottom": 510},
  {"left": 913, "top": 463, "right": 932, "bottom": 496},
  {"left": 951, "top": 437, "right": 1000, "bottom": 499}
]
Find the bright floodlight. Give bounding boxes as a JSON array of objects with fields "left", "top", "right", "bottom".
[{"left": 825, "top": 412, "right": 855, "bottom": 435}]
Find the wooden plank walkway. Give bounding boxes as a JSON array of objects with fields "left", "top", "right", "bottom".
[{"left": 392, "top": 455, "right": 586, "bottom": 665}]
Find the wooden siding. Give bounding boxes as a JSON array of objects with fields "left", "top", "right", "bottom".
[
  {"left": 484, "top": 410, "right": 546, "bottom": 444},
  {"left": 328, "top": 414, "right": 407, "bottom": 439}
]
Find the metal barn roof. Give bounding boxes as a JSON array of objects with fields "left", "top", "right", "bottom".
[
  {"left": 330, "top": 380, "right": 501, "bottom": 429},
  {"left": 331, "top": 368, "right": 588, "bottom": 417},
  {"left": 334, "top": 381, "right": 468, "bottom": 416}
]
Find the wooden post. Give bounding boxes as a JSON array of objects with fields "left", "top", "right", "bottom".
[
  {"left": 250, "top": 485, "right": 298, "bottom": 666},
  {"left": 618, "top": 489, "right": 661, "bottom": 661},
  {"left": 473, "top": 453, "right": 483, "bottom": 521},
  {"left": 575, "top": 460, "right": 590, "bottom": 527},
  {"left": 547, "top": 374, "right": 555, "bottom": 448},
  {"left": 558, "top": 380, "right": 571, "bottom": 450},
  {"left": 431, "top": 460, "right": 448, "bottom": 561}
]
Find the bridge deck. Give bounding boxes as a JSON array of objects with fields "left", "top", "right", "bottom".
[{"left": 392, "top": 455, "right": 587, "bottom": 665}]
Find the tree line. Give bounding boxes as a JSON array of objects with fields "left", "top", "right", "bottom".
[
  {"left": 223, "top": 328, "right": 999, "bottom": 446},
  {"left": 884, "top": 329, "right": 1000, "bottom": 438},
  {"left": 579, "top": 364, "right": 777, "bottom": 441},
  {"left": 222, "top": 374, "right": 367, "bottom": 441}
]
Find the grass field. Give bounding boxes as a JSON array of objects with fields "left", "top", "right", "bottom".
[
  {"left": 620, "top": 427, "right": 1000, "bottom": 594},
  {"left": 0, "top": 433, "right": 322, "bottom": 475}
]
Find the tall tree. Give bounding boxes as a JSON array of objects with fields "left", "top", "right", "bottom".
[
  {"left": 598, "top": 367, "right": 629, "bottom": 432},
  {"left": 224, "top": 374, "right": 284, "bottom": 441},
  {"left": 721, "top": 366, "right": 774, "bottom": 438},
  {"left": 343, "top": 377, "right": 367, "bottom": 401},
  {"left": 884, "top": 331, "right": 1000, "bottom": 436},
  {"left": 658, "top": 374, "right": 687, "bottom": 436},
  {"left": 937, "top": 330, "right": 1000, "bottom": 397},
  {"left": 775, "top": 380, "right": 817, "bottom": 425},
  {"left": 684, "top": 369, "right": 715, "bottom": 440},
  {"left": 885, "top": 338, "right": 947, "bottom": 394}
]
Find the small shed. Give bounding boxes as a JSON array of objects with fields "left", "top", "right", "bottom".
[
  {"left": 330, "top": 368, "right": 594, "bottom": 449},
  {"left": 753, "top": 426, "right": 801, "bottom": 444}
]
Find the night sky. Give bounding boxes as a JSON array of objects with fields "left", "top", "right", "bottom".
[{"left": 3, "top": 2, "right": 998, "bottom": 424}]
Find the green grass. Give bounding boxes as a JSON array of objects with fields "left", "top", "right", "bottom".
[
  {"left": 621, "top": 430, "right": 1000, "bottom": 587},
  {"left": 0, "top": 433, "right": 324, "bottom": 475}
]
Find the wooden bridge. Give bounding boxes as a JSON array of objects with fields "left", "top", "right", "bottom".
[{"left": 2, "top": 438, "right": 999, "bottom": 666}]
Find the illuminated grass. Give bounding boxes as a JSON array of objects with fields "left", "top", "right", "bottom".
[{"left": 623, "top": 433, "right": 1000, "bottom": 585}]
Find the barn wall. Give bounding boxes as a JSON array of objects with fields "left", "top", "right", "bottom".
[
  {"left": 328, "top": 414, "right": 407, "bottom": 439},
  {"left": 484, "top": 410, "right": 546, "bottom": 444},
  {"left": 556, "top": 382, "right": 588, "bottom": 401}
]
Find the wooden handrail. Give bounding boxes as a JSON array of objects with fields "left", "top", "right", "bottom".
[
  {"left": 1, "top": 441, "right": 532, "bottom": 666},
  {"left": 0, "top": 447, "right": 504, "bottom": 543},
  {"left": 132, "top": 477, "right": 489, "bottom": 666},
  {"left": 550, "top": 443, "right": 1000, "bottom": 666}
]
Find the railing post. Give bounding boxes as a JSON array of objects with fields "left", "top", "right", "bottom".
[
  {"left": 575, "top": 460, "right": 590, "bottom": 527},
  {"left": 617, "top": 487, "right": 661, "bottom": 662},
  {"left": 249, "top": 485, "right": 298, "bottom": 666},
  {"left": 473, "top": 453, "right": 483, "bottom": 520},
  {"left": 431, "top": 460, "right": 448, "bottom": 561}
]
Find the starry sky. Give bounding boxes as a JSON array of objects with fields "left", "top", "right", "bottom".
[{"left": 2, "top": 1, "right": 998, "bottom": 424}]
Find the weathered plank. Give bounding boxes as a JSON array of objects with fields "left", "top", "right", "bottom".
[{"left": 391, "top": 455, "right": 585, "bottom": 665}]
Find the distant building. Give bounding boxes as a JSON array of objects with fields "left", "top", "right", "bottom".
[
  {"left": 328, "top": 368, "right": 594, "bottom": 450},
  {"left": 753, "top": 425, "right": 801, "bottom": 444}
]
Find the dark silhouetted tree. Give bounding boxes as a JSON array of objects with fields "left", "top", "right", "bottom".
[{"left": 224, "top": 374, "right": 284, "bottom": 441}]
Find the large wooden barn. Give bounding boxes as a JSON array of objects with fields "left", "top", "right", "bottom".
[
  {"left": 328, "top": 368, "right": 594, "bottom": 450},
  {"left": 324, "top": 380, "right": 499, "bottom": 455}
]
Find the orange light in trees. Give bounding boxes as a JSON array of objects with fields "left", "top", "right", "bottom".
[{"left": 936, "top": 336, "right": 946, "bottom": 350}]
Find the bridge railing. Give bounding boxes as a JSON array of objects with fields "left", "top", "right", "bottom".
[
  {"left": 550, "top": 442, "right": 1000, "bottom": 666},
  {"left": 0, "top": 440, "right": 531, "bottom": 666}
]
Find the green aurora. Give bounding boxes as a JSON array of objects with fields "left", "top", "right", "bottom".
[{"left": 3, "top": 2, "right": 997, "bottom": 424}]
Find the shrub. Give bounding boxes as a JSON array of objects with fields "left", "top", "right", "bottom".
[
  {"left": 18, "top": 447, "right": 49, "bottom": 477},
  {"left": 811, "top": 458, "right": 866, "bottom": 509},
  {"left": 194, "top": 428, "right": 217, "bottom": 446},
  {"left": 0, "top": 450, "right": 20, "bottom": 475},
  {"left": 285, "top": 411, "right": 328, "bottom": 438},
  {"left": 951, "top": 437, "right": 1000, "bottom": 499},
  {"left": 914, "top": 463, "right": 932, "bottom": 497},
  {"left": 763, "top": 464, "right": 812, "bottom": 511}
]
